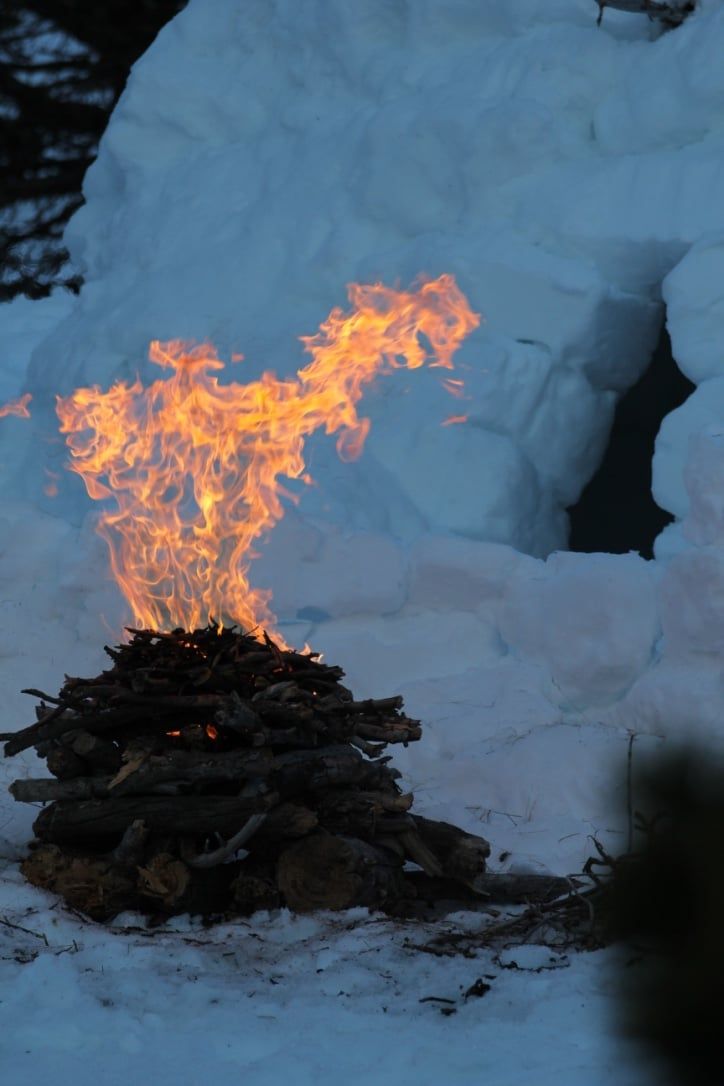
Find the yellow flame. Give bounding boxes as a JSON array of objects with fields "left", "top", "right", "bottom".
[
  {"left": 55, "top": 275, "right": 479, "bottom": 637},
  {"left": 0, "top": 393, "right": 32, "bottom": 419}
]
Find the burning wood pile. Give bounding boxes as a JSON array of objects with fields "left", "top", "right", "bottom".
[{"left": 1, "top": 625, "right": 497, "bottom": 922}]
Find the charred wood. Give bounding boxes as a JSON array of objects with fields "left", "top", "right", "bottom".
[
  {"left": 45, "top": 745, "right": 87, "bottom": 780},
  {"left": 33, "top": 793, "right": 272, "bottom": 845},
  {"left": 276, "top": 832, "right": 407, "bottom": 911},
  {"left": 407, "top": 815, "right": 491, "bottom": 889}
]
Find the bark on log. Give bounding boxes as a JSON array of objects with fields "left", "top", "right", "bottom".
[
  {"left": 21, "top": 844, "right": 137, "bottom": 922},
  {"left": 271, "top": 745, "right": 400, "bottom": 795},
  {"left": 136, "top": 853, "right": 191, "bottom": 909},
  {"left": 11, "top": 745, "right": 395, "bottom": 803},
  {"left": 315, "top": 790, "right": 414, "bottom": 838},
  {"left": 595, "top": 0, "right": 694, "bottom": 26},
  {"left": 45, "top": 745, "right": 87, "bottom": 780},
  {"left": 249, "top": 802, "right": 318, "bottom": 846},
  {"left": 65, "top": 685, "right": 227, "bottom": 710},
  {"left": 181, "top": 812, "right": 267, "bottom": 868},
  {"left": 230, "top": 870, "right": 280, "bottom": 914},
  {"left": 4, "top": 706, "right": 174, "bottom": 756},
  {"left": 111, "top": 819, "right": 149, "bottom": 866},
  {"left": 471, "top": 872, "right": 573, "bottom": 903},
  {"left": 3, "top": 710, "right": 78, "bottom": 756},
  {"left": 407, "top": 870, "right": 574, "bottom": 905},
  {"left": 67, "top": 731, "right": 123, "bottom": 775},
  {"left": 277, "top": 832, "right": 406, "bottom": 911},
  {"left": 353, "top": 719, "right": 422, "bottom": 744},
  {"left": 404, "top": 816, "right": 491, "bottom": 889},
  {"left": 33, "top": 793, "right": 272, "bottom": 845},
  {"left": 12, "top": 776, "right": 112, "bottom": 802}
]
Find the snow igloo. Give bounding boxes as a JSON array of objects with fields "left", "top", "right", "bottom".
[{"left": 4, "top": 0, "right": 724, "bottom": 868}]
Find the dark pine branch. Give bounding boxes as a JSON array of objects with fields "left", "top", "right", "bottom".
[{"left": 0, "top": 1, "right": 186, "bottom": 301}]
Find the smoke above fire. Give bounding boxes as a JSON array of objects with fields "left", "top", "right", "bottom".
[{"left": 4, "top": 276, "right": 479, "bottom": 635}]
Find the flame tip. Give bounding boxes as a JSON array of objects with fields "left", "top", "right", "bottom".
[{"left": 56, "top": 275, "right": 477, "bottom": 640}]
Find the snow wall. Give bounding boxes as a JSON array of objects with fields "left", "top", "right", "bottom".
[{"left": 3, "top": 0, "right": 724, "bottom": 871}]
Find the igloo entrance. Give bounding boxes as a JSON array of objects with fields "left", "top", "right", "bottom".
[{"left": 567, "top": 323, "right": 694, "bottom": 560}]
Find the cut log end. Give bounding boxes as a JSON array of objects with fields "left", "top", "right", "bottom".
[{"left": 277, "top": 833, "right": 406, "bottom": 911}]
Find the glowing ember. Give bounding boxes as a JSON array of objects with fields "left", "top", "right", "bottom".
[
  {"left": 54, "top": 275, "right": 478, "bottom": 636},
  {"left": 0, "top": 393, "right": 32, "bottom": 419}
]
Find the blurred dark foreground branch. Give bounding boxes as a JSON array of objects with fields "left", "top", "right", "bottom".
[{"left": 411, "top": 745, "right": 724, "bottom": 1085}]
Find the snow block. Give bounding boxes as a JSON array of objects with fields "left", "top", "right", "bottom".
[
  {"left": 407, "top": 535, "right": 534, "bottom": 614},
  {"left": 653, "top": 377, "right": 724, "bottom": 519},
  {"left": 681, "top": 428, "right": 724, "bottom": 547},
  {"left": 253, "top": 518, "right": 406, "bottom": 622},
  {"left": 659, "top": 546, "right": 724, "bottom": 659},
  {"left": 664, "top": 240, "right": 724, "bottom": 385},
  {"left": 314, "top": 609, "right": 500, "bottom": 695},
  {"left": 498, "top": 552, "right": 659, "bottom": 708}
]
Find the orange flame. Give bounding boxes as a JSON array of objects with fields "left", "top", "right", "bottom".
[
  {"left": 55, "top": 275, "right": 479, "bottom": 637},
  {"left": 0, "top": 393, "right": 32, "bottom": 419}
]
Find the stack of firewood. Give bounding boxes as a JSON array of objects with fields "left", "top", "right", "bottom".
[{"left": 1, "top": 625, "right": 511, "bottom": 921}]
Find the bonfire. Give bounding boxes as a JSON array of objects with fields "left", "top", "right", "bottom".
[{"left": 1, "top": 276, "right": 566, "bottom": 921}]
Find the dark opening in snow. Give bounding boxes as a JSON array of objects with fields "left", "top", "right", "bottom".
[{"left": 566, "top": 324, "right": 694, "bottom": 560}]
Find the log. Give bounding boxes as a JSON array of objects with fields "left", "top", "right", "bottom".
[
  {"left": 68, "top": 731, "right": 123, "bottom": 775},
  {"left": 11, "top": 743, "right": 391, "bottom": 803},
  {"left": 404, "top": 816, "right": 491, "bottom": 889},
  {"left": 276, "top": 832, "right": 406, "bottom": 911},
  {"left": 215, "top": 693, "right": 262, "bottom": 735},
  {"left": 45, "top": 745, "right": 86, "bottom": 780},
  {"left": 111, "top": 819, "right": 149, "bottom": 866},
  {"left": 471, "top": 872, "right": 573, "bottom": 903},
  {"left": 595, "top": 0, "right": 694, "bottom": 26},
  {"left": 12, "top": 776, "right": 111, "bottom": 802},
  {"left": 399, "top": 830, "right": 445, "bottom": 878},
  {"left": 271, "top": 745, "right": 400, "bottom": 795},
  {"left": 3, "top": 709, "right": 78, "bottom": 756},
  {"left": 230, "top": 870, "right": 280, "bottom": 914},
  {"left": 112, "top": 746, "right": 274, "bottom": 794},
  {"left": 182, "top": 812, "right": 267, "bottom": 868},
  {"left": 315, "top": 790, "right": 414, "bottom": 838},
  {"left": 64, "top": 684, "right": 223, "bottom": 706},
  {"left": 32, "top": 793, "right": 272, "bottom": 845},
  {"left": 250, "top": 802, "right": 318, "bottom": 845},
  {"left": 137, "top": 853, "right": 191, "bottom": 909},
  {"left": 354, "top": 719, "right": 422, "bottom": 744},
  {"left": 21, "top": 844, "right": 137, "bottom": 922},
  {"left": 4, "top": 706, "right": 176, "bottom": 756},
  {"left": 406, "top": 870, "right": 574, "bottom": 906}
]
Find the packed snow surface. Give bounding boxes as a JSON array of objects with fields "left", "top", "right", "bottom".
[{"left": 2, "top": 0, "right": 724, "bottom": 1081}]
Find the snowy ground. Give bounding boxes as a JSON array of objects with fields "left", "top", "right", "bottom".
[
  {"left": 0, "top": 864, "right": 656, "bottom": 1086},
  {"left": 3, "top": 0, "right": 724, "bottom": 1081}
]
